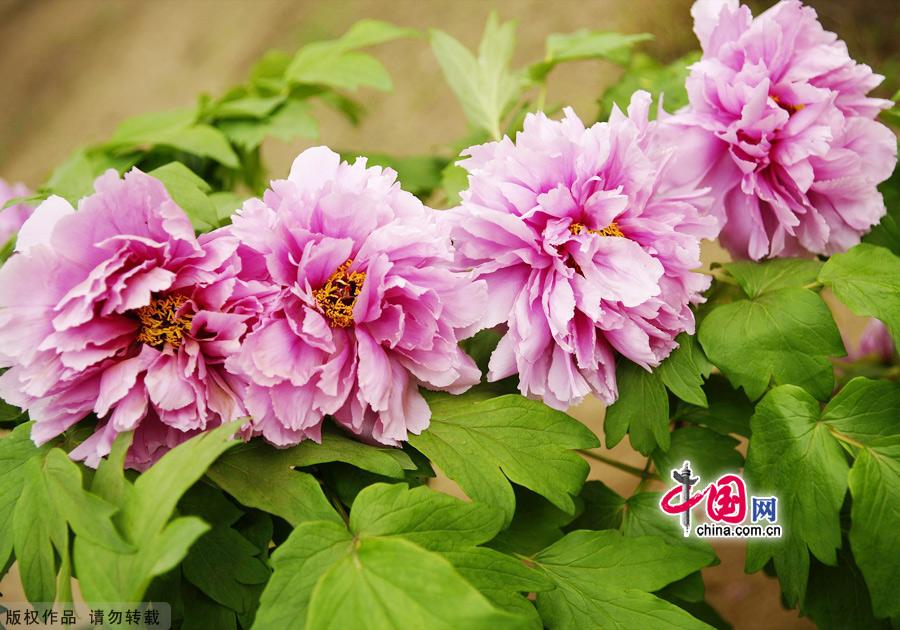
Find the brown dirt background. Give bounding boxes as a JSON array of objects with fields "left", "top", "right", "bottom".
[{"left": 0, "top": 1, "right": 896, "bottom": 628}]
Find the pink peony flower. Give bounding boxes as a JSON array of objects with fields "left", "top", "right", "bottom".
[
  {"left": 0, "top": 169, "right": 270, "bottom": 470},
  {"left": 445, "top": 94, "right": 718, "bottom": 409},
  {"left": 224, "top": 146, "right": 485, "bottom": 446},
  {"left": 0, "top": 178, "right": 35, "bottom": 246},
  {"left": 671, "top": 0, "right": 897, "bottom": 260}
]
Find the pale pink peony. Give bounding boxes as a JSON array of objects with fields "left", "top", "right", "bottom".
[
  {"left": 224, "top": 146, "right": 485, "bottom": 447},
  {"left": 0, "top": 169, "right": 270, "bottom": 470},
  {"left": 671, "top": 0, "right": 897, "bottom": 260},
  {"left": 0, "top": 179, "right": 35, "bottom": 246},
  {"left": 445, "top": 94, "right": 718, "bottom": 409}
]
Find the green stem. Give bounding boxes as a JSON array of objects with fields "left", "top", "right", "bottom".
[
  {"left": 580, "top": 450, "right": 659, "bottom": 479},
  {"left": 802, "top": 280, "right": 824, "bottom": 291},
  {"left": 696, "top": 268, "right": 737, "bottom": 285}
]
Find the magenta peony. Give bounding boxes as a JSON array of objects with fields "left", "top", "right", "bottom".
[
  {"left": 0, "top": 170, "right": 270, "bottom": 470},
  {"left": 445, "top": 94, "right": 718, "bottom": 409},
  {"left": 850, "top": 318, "right": 894, "bottom": 363},
  {"left": 224, "top": 146, "right": 485, "bottom": 446},
  {"left": 672, "top": 0, "right": 897, "bottom": 260},
  {"left": 0, "top": 178, "right": 34, "bottom": 246}
]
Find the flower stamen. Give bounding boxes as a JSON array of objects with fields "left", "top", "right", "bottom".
[
  {"left": 771, "top": 95, "right": 805, "bottom": 115},
  {"left": 570, "top": 221, "right": 624, "bottom": 238},
  {"left": 135, "top": 294, "right": 193, "bottom": 349},
  {"left": 314, "top": 259, "right": 366, "bottom": 328}
]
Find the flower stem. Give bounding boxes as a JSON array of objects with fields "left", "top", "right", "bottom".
[
  {"left": 802, "top": 280, "right": 824, "bottom": 291},
  {"left": 580, "top": 450, "right": 659, "bottom": 479}
]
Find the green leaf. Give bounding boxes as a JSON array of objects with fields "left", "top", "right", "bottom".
[
  {"left": 42, "top": 449, "right": 133, "bottom": 554},
  {"left": 206, "top": 440, "right": 340, "bottom": 527},
  {"left": 621, "top": 492, "right": 717, "bottom": 562},
  {"left": 745, "top": 385, "right": 849, "bottom": 605},
  {"left": 13, "top": 456, "right": 66, "bottom": 605},
  {"left": 492, "top": 486, "right": 579, "bottom": 556},
  {"left": 149, "top": 162, "right": 218, "bottom": 231},
  {"left": 350, "top": 483, "right": 503, "bottom": 551},
  {"left": 724, "top": 258, "right": 822, "bottom": 298},
  {"left": 107, "top": 109, "right": 240, "bottom": 169},
  {"left": 75, "top": 422, "right": 241, "bottom": 604},
  {"left": 864, "top": 169, "right": 900, "bottom": 255},
  {"left": 336, "top": 20, "right": 420, "bottom": 49},
  {"left": 0, "top": 423, "right": 43, "bottom": 570},
  {"left": 90, "top": 431, "right": 133, "bottom": 505},
  {"left": 409, "top": 392, "right": 598, "bottom": 525},
  {"left": 674, "top": 374, "right": 753, "bottom": 437},
  {"left": 430, "top": 13, "right": 522, "bottom": 138},
  {"left": 533, "top": 530, "right": 714, "bottom": 629},
  {"left": 288, "top": 426, "right": 415, "bottom": 478},
  {"left": 819, "top": 243, "right": 900, "bottom": 354},
  {"left": 42, "top": 150, "right": 97, "bottom": 203},
  {"left": 254, "top": 521, "right": 354, "bottom": 630},
  {"left": 256, "top": 484, "right": 525, "bottom": 629},
  {"left": 220, "top": 99, "right": 319, "bottom": 150},
  {"left": 821, "top": 378, "right": 900, "bottom": 618},
  {"left": 287, "top": 48, "right": 392, "bottom": 91},
  {"left": 604, "top": 359, "right": 670, "bottom": 455},
  {"left": 599, "top": 51, "right": 699, "bottom": 120},
  {"left": 440, "top": 161, "right": 469, "bottom": 206},
  {"left": 657, "top": 333, "right": 713, "bottom": 407},
  {"left": 565, "top": 480, "right": 626, "bottom": 532},
  {"left": 698, "top": 287, "right": 844, "bottom": 400},
  {"left": 212, "top": 95, "right": 285, "bottom": 120},
  {"left": 443, "top": 546, "right": 550, "bottom": 628},
  {"left": 307, "top": 536, "right": 517, "bottom": 630},
  {"left": 652, "top": 427, "right": 742, "bottom": 484},
  {"left": 182, "top": 525, "right": 271, "bottom": 618},
  {"left": 802, "top": 551, "right": 890, "bottom": 630},
  {"left": 529, "top": 31, "right": 652, "bottom": 82}
]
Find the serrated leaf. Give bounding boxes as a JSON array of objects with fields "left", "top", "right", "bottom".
[
  {"left": 565, "top": 480, "right": 626, "bottom": 532},
  {"left": 802, "top": 551, "right": 890, "bottom": 630},
  {"left": 256, "top": 484, "right": 526, "bottom": 630},
  {"left": 723, "top": 258, "right": 822, "bottom": 298},
  {"left": 657, "top": 333, "right": 713, "bottom": 407},
  {"left": 350, "top": 483, "right": 503, "bottom": 551},
  {"left": 864, "top": 169, "right": 900, "bottom": 255},
  {"left": 221, "top": 99, "right": 319, "bottom": 150},
  {"left": 492, "top": 486, "right": 579, "bottom": 556},
  {"left": 182, "top": 525, "right": 271, "bottom": 617},
  {"left": 0, "top": 423, "right": 43, "bottom": 570},
  {"left": 409, "top": 392, "right": 598, "bottom": 525},
  {"left": 443, "top": 546, "right": 551, "bottom": 628},
  {"left": 621, "top": 492, "right": 717, "bottom": 562},
  {"left": 13, "top": 456, "right": 66, "bottom": 605},
  {"left": 674, "top": 374, "right": 752, "bottom": 437},
  {"left": 75, "top": 422, "right": 241, "bottom": 604},
  {"left": 604, "top": 359, "right": 670, "bottom": 454},
  {"left": 652, "top": 427, "right": 742, "bottom": 484},
  {"left": 430, "top": 13, "right": 522, "bottom": 138},
  {"left": 533, "top": 530, "right": 714, "bottom": 630},
  {"left": 149, "top": 162, "right": 218, "bottom": 231},
  {"left": 308, "top": 537, "right": 517, "bottom": 630},
  {"left": 819, "top": 243, "right": 900, "bottom": 354},
  {"left": 288, "top": 426, "right": 415, "bottom": 478},
  {"left": 745, "top": 385, "right": 849, "bottom": 605},
  {"left": 206, "top": 440, "right": 340, "bottom": 527},
  {"left": 698, "top": 287, "right": 844, "bottom": 400},
  {"left": 821, "top": 377, "right": 900, "bottom": 618},
  {"left": 529, "top": 31, "right": 652, "bottom": 82}
]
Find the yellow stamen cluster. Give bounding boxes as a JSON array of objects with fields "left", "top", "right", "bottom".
[
  {"left": 569, "top": 221, "right": 625, "bottom": 238},
  {"left": 772, "top": 95, "right": 805, "bottom": 115},
  {"left": 135, "top": 294, "right": 193, "bottom": 349},
  {"left": 314, "top": 259, "right": 366, "bottom": 328}
]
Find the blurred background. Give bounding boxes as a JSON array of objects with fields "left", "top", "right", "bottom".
[{"left": 0, "top": 1, "right": 896, "bottom": 628}]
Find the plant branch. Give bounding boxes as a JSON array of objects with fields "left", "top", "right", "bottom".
[{"left": 580, "top": 450, "right": 659, "bottom": 479}]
